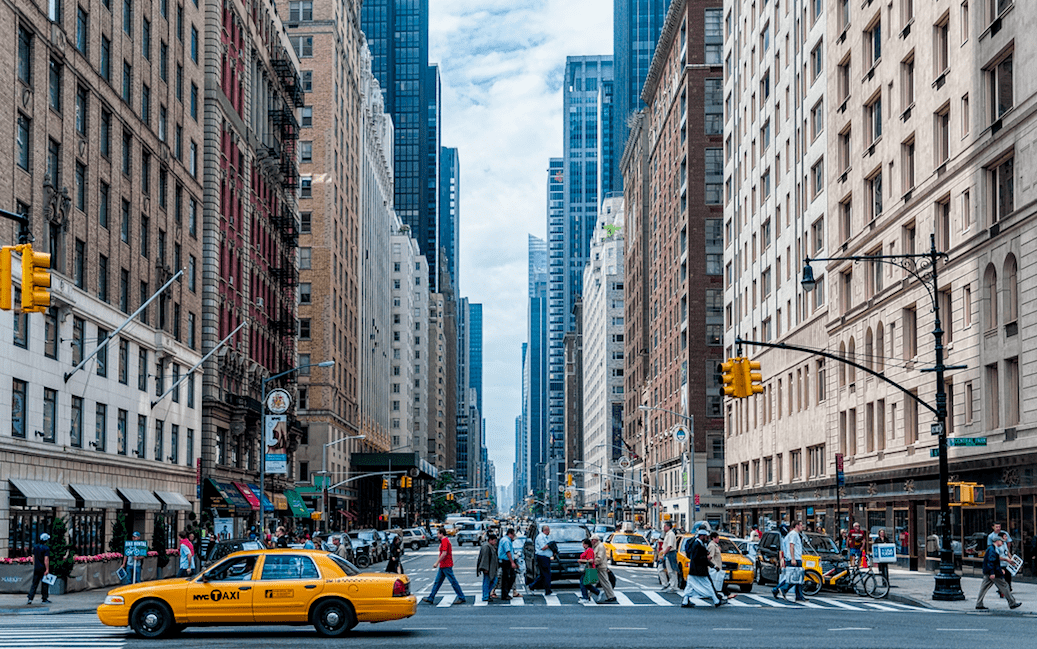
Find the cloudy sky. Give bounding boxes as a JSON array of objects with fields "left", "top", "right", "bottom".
[{"left": 429, "top": 0, "right": 613, "bottom": 490}]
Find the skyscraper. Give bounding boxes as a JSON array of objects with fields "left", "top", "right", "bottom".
[
  {"left": 439, "top": 147, "right": 461, "bottom": 298},
  {"left": 612, "top": 0, "right": 671, "bottom": 192},
  {"left": 361, "top": 0, "right": 441, "bottom": 287},
  {"left": 526, "top": 234, "right": 549, "bottom": 496},
  {"left": 469, "top": 303, "right": 483, "bottom": 415},
  {"left": 547, "top": 57, "right": 613, "bottom": 499}
]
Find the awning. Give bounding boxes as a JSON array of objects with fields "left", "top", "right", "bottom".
[
  {"left": 117, "top": 487, "right": 162, "bottom": 511},
  {"left": 339, "top": 509, "right": 356, "bottom": 521},
  {"left": 155, "top": 491, "right": 193, "bottom": 511},
  {"left": 10, "top": 479, "right": 76, "bottom": 508},
  {"left": 283, "top": 489, "right": 312, "bottom": 518},
  {"left": 247, "top": 484, "right": 274, "bottom": 512},
  {"left": 68, "top": 484, "right": 123, "bottom": 509},
  {"left": 233, "top": 483, "right": 261, "bottom": 511},
  {"left": 206, "top": 479, "right": 250, "bottom": 511},
  {"left": 267, "top": 492, "right": 289, "bottom": 510}
]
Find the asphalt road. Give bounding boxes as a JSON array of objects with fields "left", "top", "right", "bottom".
[{"left": 3, "top": 545, "right": 1032, "bottom": 649}]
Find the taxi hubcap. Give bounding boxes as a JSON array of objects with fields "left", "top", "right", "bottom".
[
  {"left": 144, "top": 612, "right": 159, "bottom": 628},
  {"left": 325, "top": 610, "right": 340, "bottom": 626}
]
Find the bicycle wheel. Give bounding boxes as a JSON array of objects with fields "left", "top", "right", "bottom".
[
  {"left": 803, "top": 571, "right": 823, "bottom": 596},
  {"left": 853, "top": 572, "right": 871, "bottom": 597},
  {"left": 867, "top": 572, "right": 889, "bottom": 598}
]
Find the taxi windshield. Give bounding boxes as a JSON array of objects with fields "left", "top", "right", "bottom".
[
  {"left": 326, "top": 553, "right": 362, "bottom": 576},
  {"left": 717, "top": 538, "right": 741, "bottom": 554},
  {"left": 611, "top": 534, "right": 648, "bottom": 545}
]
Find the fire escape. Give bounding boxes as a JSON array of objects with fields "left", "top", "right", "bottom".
[{"left": 270, "top": 53, "right": 303, "bottom": 191}]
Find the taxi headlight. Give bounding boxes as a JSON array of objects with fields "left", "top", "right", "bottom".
[{"left": 103, "top": 595, "right": 125, "bottom": 606}]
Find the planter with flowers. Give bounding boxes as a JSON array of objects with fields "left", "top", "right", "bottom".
[
  {"left": 68, "top": 552, "right": 126, "bottom": 592},
  {"left": 0, "top": 556, "right": 35, "bottom": 594}
]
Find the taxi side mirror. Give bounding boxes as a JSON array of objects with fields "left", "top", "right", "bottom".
[{"left": 199, "top": 574, "right": 209, "bottom": 583}]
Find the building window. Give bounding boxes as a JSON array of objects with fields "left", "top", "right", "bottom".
[
  {"left": 866, "top": 94, "right": 882, "bottom": 143},
  {"left": 11, "top": 379, "right": 27, "bottom": 438},
  {"left": 292, "top": 35, "right": 313, "bottom": 58},
  {"left": 190, "top": 25, "right": 198, "bottom": 62},
  {"left": 301, "top": 106, "right": 312, "bottom": 127},
  {"left": 299, "top": 247, "right": 311, "bottom": 269},
  {"left": 100, "top": 35, "right": 111, "bottom": 81},
  {"left": 18, "top": 25, "right": 32, "bottom": 86},
  {"left": 300, "top": 176, "right": 312, "bottom": 198},
  {"left": 138, "top": 348, "right": 148, "bottom": 391},
  {"left": 300, "top": 211, "right": 311, "bottom": 233},
  {"left": 170, "top": 424, "right": 179, "bottom": 463},
  {"left": 16, "top": 114, "right": 30, "bottom": 171},
  {"left": 934, "top": 14, "right": 949, "bottom": 78},
  {"left": 299, "top": 283, "right": 311, "bottom": 304},
  {"left": 987, "top": 51, "right": 1013, "bottom": 124},
  {"left": 49, "top": 59, "right": 62, "bottom": 112},
  {"left": 864, "top": 16, "right": 881, "bottom": 67},
  {"left": 1005, "top": 357, "right": 1019, "bottom": 426},
  {"left": 98, "top": 254, "right": 108, "bottom": 302},
  {"left": 988, "top": 154, "right": 1014, "bottom": 223},
  {"left": 299, "top": 141, "right": 312, "bottom": 164},
  {"left": 903, "top": 306, "right": 917, "bottom": 358},
  {"left": 137, "top": 415, "right": 147, "bottom": 458},
  {"left": 122, "top": 60, "right": 132, "bottom": 103},
  {"left": 901, "top": 137, "right": 916, "bottom": 193},
  {"left": 190, "top": 82, "right": 198, "bottom": 120},
  {"left": 301, "top": 71, "right": 312, "bottom": 91},
  {"left": 117, "top": 409, "right": 128, "bottom": 455},
  {"left": 1003, "top": 254, "right": 1018, "bottom": 325},
  {"left": 96, "top": 328, "right": 108, "bottom": 376},
  {"left": 837, "top": 57, "right": 850, "bottom": 105},
  {"left": 934, "top": 106, "right": 950, "bottom": 166},
  {"left": 43, "top": 388, "right": 57, "bottom": 443},
  {"left": 811, "top": 158, "right": 824, "bottom": 197},
  {"left": 811, "top": 41, "right": 823, "bottom": 79},
  {"left": 985, "top": 364, "right": 999, "bottom": 429},
  {"left": 95, "top": 403, "right": 107, "bottom": 451},
  {"left": 866, "top": 170, "right": 882, "bottom": 221},
  {"left": 901, "top": 54, "right": 915, "bottom": 112}
]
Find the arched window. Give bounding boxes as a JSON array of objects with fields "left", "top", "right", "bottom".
[
  {"left": 984, "top": 263, "right": 998, "bottom": 331},
  {"left": 876, "top": 323, "right": 885, "bottom": 372},
  {"left": 838, "top": 341, "right": 847, "bottom": 386},
  {"left": 1003, "top": 254, "right": 1018, "bottom": 325},
  {"left": 865, "top": 328, "right": 874, "bottom": 370},
  {"left": 848, "top": 337, "right": 857, "bottom": 383}
]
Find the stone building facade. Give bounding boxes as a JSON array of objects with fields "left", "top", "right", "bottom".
[{"left": 0, "top": 0, "right": 206, "bottom": 555}]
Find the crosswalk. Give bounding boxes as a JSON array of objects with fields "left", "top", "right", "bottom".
[
  {"left": 0, "top": 614, "right": 127, "bottom": 649},
  {"left": 412, "top": 589, "right": 942, "bottom": 613}
]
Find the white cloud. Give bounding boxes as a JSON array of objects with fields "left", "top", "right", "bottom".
[{"left": 430, "top": 0, "right": 612, "bottom": 488}]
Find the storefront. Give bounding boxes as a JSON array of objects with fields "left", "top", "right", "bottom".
[
  {"left": 284, "top": 489, "right": 313, "bottom": 532},
  {"left": 202, "top": 478, "right": 251, "bottom": 538},
  {"left": 7, "top": 479, "right": 76, "bottom": 557}
]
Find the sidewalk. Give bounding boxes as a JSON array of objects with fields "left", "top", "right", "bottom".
[
  {"left": 884, "top": 567, "right": 1037, "bottom": 615},
  {"left": 0, "top": 587, "right": 110, "bottom": 615}
]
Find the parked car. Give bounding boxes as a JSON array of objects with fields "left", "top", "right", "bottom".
[
  {"left": 522, "top": 522, "right": 590, "bottom": 584},
  {"left": 352, "top": 529, "right": 387, "bottom": 562},
  {"left": 389, "top": 527, "right": 430, "bottom": 550}
]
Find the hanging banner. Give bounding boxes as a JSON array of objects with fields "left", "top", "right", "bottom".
[{"left": 266, "top": 453, "right": 288, "bottom": 474}]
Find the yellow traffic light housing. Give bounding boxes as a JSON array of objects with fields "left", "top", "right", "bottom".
[
  {"left": 0, "top": 246, "right": 12, "bottom": 311},
  {"left": 566, "top": 473, "right": 573, "bottom": 486},
  {"left": 743, "top": 358, "right": 764, "bottom": 396},
  {"left": 19, "top": 244, "right": 51, "bottom": 313},
  {"left": 381, "top": 478, "right": 389, "bottom": 489},
  {"left": 718, "top": 358, "right": 745, "bottom": 398},
  {"left": 310, "top": 511, "right": 322, "bottom": 521}
]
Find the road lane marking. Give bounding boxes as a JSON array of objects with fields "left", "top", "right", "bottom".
[
  {"left": 936, "top": 629, "right": 987, "bottom": 632},
  {"left": 860, "top": 602, "right": 902, "bottom": 612},
  {"left": 723, "top": 596, "right": 757, "bottom": 607},
  {"left": 794, "top": 599, "right": 826, "bottom": 609},
  {"left": 474, "top": 595, "right": 489, "bottom": 607},
  {"left": 437, "top": 594, "right": 456, "bottom": 607},
  {"left": 820, "top": 598, "right": 867, "bottom": 611},
  {"left": 405, "top": 627, "right": 448, "bottom": 630},
  {"left": 609, "top": 627, "right": 648, "bottom": 630},
  {"left": 829, "top": 627, "right": 873, "bottom": 631},
  {"left": 544, "top": 593, "right": 561, "bottom": 606},
  {"left": 510, "top": 627, "right": 548, "bottom": 630},
  {"left": 714, "top": 628, "right": 753, "bottom": 631},
  {"left": 742, "top": 593, "right": 794, "bottom": 607},
  {"left": 641, "top": 590, "right": 674, "bottom": 606},
  {"left": 613, "top": 591, "right": 638, "bottom": 606}
]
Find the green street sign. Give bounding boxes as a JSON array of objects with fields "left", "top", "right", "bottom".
[{"left": 948, "top": 437, "right": 987, "bottom": 447}]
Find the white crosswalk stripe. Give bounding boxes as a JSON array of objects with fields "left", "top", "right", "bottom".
[
  {"left": 0, "top": 614, "right": 126, "bottom": 649},
  {"left": 416, "top": 590, "right": 939, "bottom": 613}
]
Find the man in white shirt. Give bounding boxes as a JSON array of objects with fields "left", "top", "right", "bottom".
[
  {"left": 533, "top": 525, "right": 554, "bottom": 595},
  {"left": 988, "top": 522, "right": 1014, "bottom": 591},
  {"left": 658, "top": 522, "right": 679, "bottom": 593},
  {"left": 773, "top": 520, "right": 807, "bottom": 602}
]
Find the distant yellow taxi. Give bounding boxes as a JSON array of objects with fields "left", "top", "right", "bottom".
[
  {"left": 97, "top": 549, "right": 416, "bottom": 638},
  {"left": 604, "top": 532, "right": 655, "bottom": 566},
  {"left": 675, "top": 534, "right": 755, "bottom": 592}
]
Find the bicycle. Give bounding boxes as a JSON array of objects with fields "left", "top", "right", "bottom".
[{"left": 820, "top": 561, "right": 889, "bottom": 598}]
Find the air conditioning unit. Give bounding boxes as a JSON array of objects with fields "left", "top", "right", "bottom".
[{"left": 256, "top": 297, "right": 264, "bottom": 307}]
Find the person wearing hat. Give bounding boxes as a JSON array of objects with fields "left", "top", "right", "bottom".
[
  {"left": 120, "top": 531, "right": 145, "bottom": 584},
  {"left": 26, "top": 532, "right": 51, "bottom": 604},
  {"left": 680, "top": 526, "right": 721, "bottom": 607}
]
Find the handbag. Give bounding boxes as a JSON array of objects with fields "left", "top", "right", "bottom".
[
  {"left": 709, "top": 567, "right": 725, "bottom": 591},
  {"left": 787, "top": 566, "right": 805, "bottom": 585},
  {"left": 582, "top": 567, "right": 599, "bottom": 586}
]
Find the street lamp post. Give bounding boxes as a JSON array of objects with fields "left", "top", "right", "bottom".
[
  {"left": 321, "top": 434, "right": 366, "bottom": 532},
  {"left": 259, "top": 360, "right": 335, "bottom": 532},
  {"left": 801, "top": 234, "right": 964, "bottom": 601},
  {"left": 639, "top": 405, "right": 694, "bottom": 530}
]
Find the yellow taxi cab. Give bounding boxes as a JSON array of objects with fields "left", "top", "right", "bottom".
[
  {"left": 604, "top": 532, "right": 655, "bottom": 566},
  {"left": 97, "top": 549, "right": 416, "bottom": 638},
  {"left": 675, "top": 533, "right": 755, "bottom": 593}
]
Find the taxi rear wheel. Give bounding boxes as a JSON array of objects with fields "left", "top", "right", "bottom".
[
  {"left": 130, "top": 600, "right": 174, "bottom": 639},
  {"left": 312, "top": 598, "right": 356, "bottom": 637}
]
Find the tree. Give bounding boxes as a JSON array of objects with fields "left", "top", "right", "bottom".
[
  {"left": 153, "top": 514, "right": 170, "bottom": 569},
  {"left": 109, "top": 511, "right": 129, "bottom": 554},
  {"left": 48, "top": 516, "right": 74, "bottom": 580}
]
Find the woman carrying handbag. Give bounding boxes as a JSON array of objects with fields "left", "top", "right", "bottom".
[
  {"left": 577, "top": 538, "right": 601, "bottom": 603},
  {"left": 386, "top": 535, "right": 405, "bottom": 574}
]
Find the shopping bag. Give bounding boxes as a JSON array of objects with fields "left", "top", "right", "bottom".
[
  {"left": 582, "top": 567, "right": 599, "bottom": 586},
  {"left": 709, "top": 567, "right": 725, "bottom": 591},
  {"left": 787, "top": 566, "right": 805, "bottom": 585},
  {"left": 42, "top": 573, "right": 57, "bottom": 585}
]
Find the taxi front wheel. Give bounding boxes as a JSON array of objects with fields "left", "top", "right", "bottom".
[
  {"left": 312, "top": 598, "right": 357, "bottom": 637},
  {"left": 130, "top": 600, "right": 174, "bottom": 639}
]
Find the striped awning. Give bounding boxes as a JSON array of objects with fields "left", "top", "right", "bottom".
[
  {"left": 9, "top": 479, "right": 76, "bottom": 508},
  {"left": 155, "top": 491, "right": 193, "bottom": 511},
  {"left": 69, "top": 484, "right": 122, "bottom": 509}
]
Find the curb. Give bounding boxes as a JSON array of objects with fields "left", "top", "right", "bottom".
[
  {"left": 886, "top": 591, "right": 935, "bottom": 609},
  {"left": 0, "top": 606, "right": 98, "bottom": 616}
]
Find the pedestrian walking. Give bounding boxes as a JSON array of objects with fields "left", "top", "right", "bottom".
[
  {"left": 988, "top": 523, "right": 1013, "bottom": 591},
  {"left": 477, "top": 533, "right": 500, "bottom": 602},
  {"left": 26, "top": 532, "right": 52, "bottom": 605},
  {"left": 658, "top": 522, "right": 679, "bottom": 593},
  {"left": 332, "top": 534, "right": 351, "bottom": 561},
  {"left": 707, "top": 531, "right": 735, "bottom": 600},
  {"left": 591, "top": 534, "right": 617, "bottom": 603},
  {"left": 386, "top": 535, "right": 404, "bottom": 574},
  {"left": 847, "top": 522, "right": 867, "bottom": 566},
  {"left": 497, "top": 528, "right": 518, "bottom": 602},
  {"left": 177, "top": 531, "right": 194, "bottom": 577},
  {"left": 577, "top": 539, "right": 601, "bottom": 602},
  {"left": 423, "top": 527, "right": 466, "bottom": 604},
  {"left": 274, "top": 526, "right": 289, "bottom": 548},
  {"left": 773, "top": 520, "right": 807, "bottom": 602},
  {"left": 681, "top": 527, "right": 721, "bottom": 607},
  {"left": 874, "top": 529, "right": 892, "bottom": 581},
  {"left": 302, "top": 534, "right": 315, "bottom": 550},
  {"left": 120, "top": 531, "right": 144, "bottom": 585},
  {"left": 748, "top": 524, "right": 761, "bottom": 543},
  {"left": 976, "top": 535, "right": 1021, "bottom": 609},
  {"left": 532, "top": 525, "right": 555, "bottom": 595}
]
